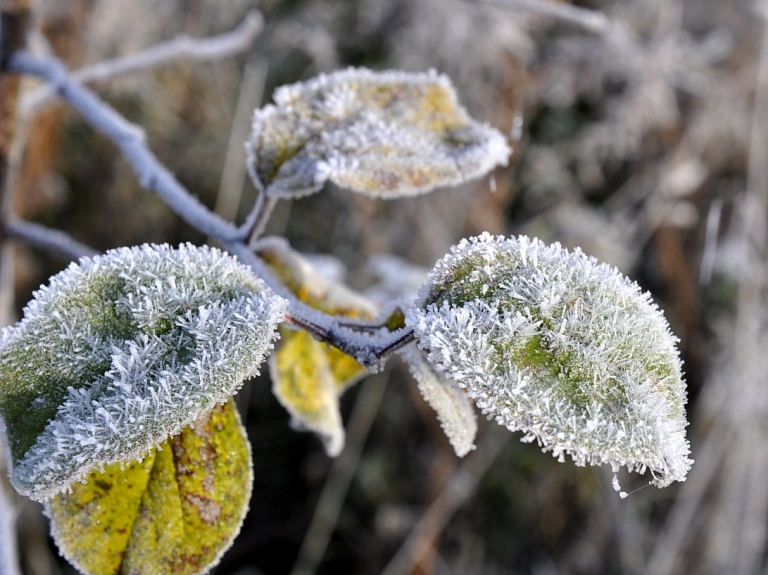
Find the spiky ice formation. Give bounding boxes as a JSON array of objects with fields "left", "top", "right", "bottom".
[
  {"left": 406, "top": 233, "right": 692, "bottom": 488},
  {"left": 0, "top": 244, "right": 287, "bottom": 500}
]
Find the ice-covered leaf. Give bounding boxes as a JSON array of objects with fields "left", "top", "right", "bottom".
[
  {"left": 0, "top": 244, "right": 286, "bottom": 500},
  {"left": 400, "top": 345, "right": 476, "bottom": 457},
  {"left": 46, "top": 400, "right": 251, "bottom": 575},
  {"left": 407, "top": 233, "right": 692, "bottom": 488},
  {"left": 258, "top": 238, "right": 373, "bottom": 456},
  {"left": 246, "top": 68, "right": 511, "bottom": 198}
]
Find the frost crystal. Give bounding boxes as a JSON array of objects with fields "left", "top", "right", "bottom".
[
  {"left": 0, "top": 244, "right": 287, "bottom": 501},
  {"left": 406, "top": 233, "right": 692, "bottom": 488},
  {"left": 246, "top": 67, "right": 511, "bottom": 198}
]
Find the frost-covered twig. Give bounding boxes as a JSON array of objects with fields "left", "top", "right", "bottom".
[
  {"left": 475, "top": 0, "right": 609, "bottom": 35},
  {"left": 284, "top": 312, "right": 415, "bottom": 371},
  {"left": 0, "top": 476, "right": 21, "bottom": 575},
  {"left": 21, "top": 10, "right": 263, "bottom": 114},
  {"left": 6, "top": 52, "right": 243, "bottom": 242},
  {"left": 5, "top": 218, "right": 98, "bottom": 260},
  {"left": 224, "top": 240, "right": 415, "bottom": 370},
  {"left": 240, "top": 191, "right": 279, "bottom": 246}
]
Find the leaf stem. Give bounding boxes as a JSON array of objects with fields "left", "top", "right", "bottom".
[{"left": 284, "top": 311, "right": 415, "bottom": 371}]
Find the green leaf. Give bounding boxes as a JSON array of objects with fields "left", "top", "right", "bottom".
[
  {"left": 246, "top": 68, "right": 511, "bottom": 199},
  {"left": 46, "top": 399, "right": 251, "bottom": 575},
  {"left": 408, "top": 233, "right": 693, "bottom": 488},
  {"left": 0, "top": 243, "right": 286, "bottom": 500}
]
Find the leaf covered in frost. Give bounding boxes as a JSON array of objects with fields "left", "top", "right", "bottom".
[
  {"left": 406, "top": 233, "right": 692, "bottom": 488},
  {"left": 400, "top": 344, "right": 477, "bottom": 457},
  {"left": 46, "top": 399, "right": 251, "bottom": 575},
  {"left": 0, "top": 243, "right": 286, "bottom": 500},
  {"left": 246, "top": 67, "right": 511, "bottom": 198},
  {"left": 258, "top": 238, "right": 374, "bottom": 456}
]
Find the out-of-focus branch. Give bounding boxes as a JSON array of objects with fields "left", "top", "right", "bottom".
[
  {"left": 379, "top": 425, "right": 509, "bottom": 575},
  {"left": 21, "top": 10, "right": 264, "bottom": 114},
  {"left": 7, "top": 52, "right": 243, "bottom": 242},
  {"left": 5, "top": 218, "right": 98, "bottom": 260},
  {"left": 0, "top": 0, "right": 30, "bottom": 217},
  {"left": 290, "top": 372, "right": 389, "bottom": 575},
  {"left": 473, "top": 0, "right": 609, "bottom": 35}
]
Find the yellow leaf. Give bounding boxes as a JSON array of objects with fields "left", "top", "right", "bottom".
[
  {"left": 46, "top": 399, "right": 252, "bottom": 575},
  {"left": 270, "top": 329, "right": 348, "bottom": 456}
]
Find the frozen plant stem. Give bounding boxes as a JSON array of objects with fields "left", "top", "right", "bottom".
[
  {"left": 21, "top": 11, "right": 263, "bottom": 113},
  {"left": 6, "top": 52, "right": 243, "bottom": 242},
  {"left": 475, "top": 0, "right": 609, "bottom": 34},
  {"left": 284, "top": 313, "right": 416, "bottom": 371},
  {"left": 4, "top": 218, "right": 98, "bottom": 260},
  {"left": 240, "top": 192, "right": 279, "bottom": 246}
]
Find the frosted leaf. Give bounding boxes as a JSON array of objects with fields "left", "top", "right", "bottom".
[
  {"left": 246, "top": 67, "right": 511, "bottom": 198},
  {"left": 0, "top": 244, "right": 287, "bottom": 501},
  {"left": 400, "top": 344, "right": 476, "bottom": 457},
  {"left": 406, "top": 233, "right": 692, "bottom": 489}
]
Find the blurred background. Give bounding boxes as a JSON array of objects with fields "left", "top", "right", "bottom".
[{"left": 1, "top": 0, "right": 766, "bottom": 573}]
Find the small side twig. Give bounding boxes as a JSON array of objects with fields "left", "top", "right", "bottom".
[
  {"left": 473, "top": 0, "right": 609, "bottom": 35},
  {"left": 284, "top": 312, "right": 415, "bottom": 371},
  {"left": 21, "top": 10, "right": 264, "bottom": 114},
  {"left": 5, "top": 218, "right": 98, "bottom": 260},
  {"left": 240, "top": 188, "right": 279, "bottom": 246},
  {"left": 8, "top": 52, "right": 242, "bottom": 242}
]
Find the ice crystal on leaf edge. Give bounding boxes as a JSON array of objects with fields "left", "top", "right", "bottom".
[{"left": 406, "top": 233, "right": 693, "bottom": 489}]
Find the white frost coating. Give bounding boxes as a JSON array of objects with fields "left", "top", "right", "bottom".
[
  {"left": 406, "top": 233, "right": 692, "bottom": 489},
  {"left": 246, "top": 67, "right": 511, "bottom": 199},
  {"left": 0, "top": 244, "right": 287, "bottom": 501},
  {"left": 400, "top": 344, "right": 476, "bottom": 457}
]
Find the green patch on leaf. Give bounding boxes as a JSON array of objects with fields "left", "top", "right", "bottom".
[{"left": 46, "top": 400, "right": 252, "bottom": 575}]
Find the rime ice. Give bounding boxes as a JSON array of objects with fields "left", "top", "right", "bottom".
[
  {"left": 246, "top": 68, "right": 511, "bottom": 198},
  {"left": 406, "top": 233, "right": 692, "bottom": 488},
  {"left": 0, "top": 244, "right": 287, "bottom": 501}
]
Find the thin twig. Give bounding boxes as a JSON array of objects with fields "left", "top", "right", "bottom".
[
  {"left": 213, "top": 57, "right": 267, "bottom": 225},
  {"left": 473, "top": 0, "right": 609, "bottom": 35},
  {"left": 0, "top": 0, "right": 30, "bottom": 219},
  {"left": 241, "top": 193, "right": 279, "bottom": 246},
  {"left": 225, "top": 240, "right": 415, "bottom": 369},
  {"left": 21, "top": 10, "right": 264, "bottom": 114},
  {"left": 5, "top": 218, "right": 98, "bottom": 260},
  {"left": 290, "top": 371, "right": 389, "bottom": 575},
  {"left": 8, "top": 52, "right": 243, "bottom": 242}
]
